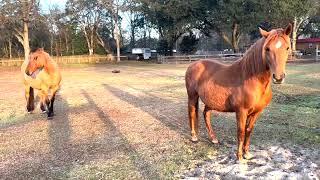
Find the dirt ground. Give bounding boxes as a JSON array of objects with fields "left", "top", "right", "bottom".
[{"left": 0, "top": 61, "right": 319, "bottom": 179}]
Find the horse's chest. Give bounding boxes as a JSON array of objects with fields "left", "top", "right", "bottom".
[{"left": 249, "top": 88, "right": 272, "bottom": 112}]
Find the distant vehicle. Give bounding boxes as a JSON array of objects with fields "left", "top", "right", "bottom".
[{"left": 132, "top": 48, "right": 151, "bottom": 60}]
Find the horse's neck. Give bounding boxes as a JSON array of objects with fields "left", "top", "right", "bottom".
[
  {"left": 44, "top": 60, "right": 56, "bottom": 74},
  {"left": 235, "top": 38, "right": 271, "bottom": 84}
]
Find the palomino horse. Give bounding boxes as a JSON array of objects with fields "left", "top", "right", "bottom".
[
  {"left": 21, "top": 48, "right": 61, "bottom": 119},
  {"left": 185, "top": 24, "right": 292, "bottom": 161}
]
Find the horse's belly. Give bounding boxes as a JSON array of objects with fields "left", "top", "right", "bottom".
[{"left": 198, "top": 85, "right": 234, "bottom": 112}]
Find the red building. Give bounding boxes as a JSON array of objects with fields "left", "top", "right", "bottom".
[{"left": 296, "top": 38, "right": 320, "bottom": 55}]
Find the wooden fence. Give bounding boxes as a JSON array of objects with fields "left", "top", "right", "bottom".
[
  {"left": 158, "top": 53, "right": 243, "bottom": 64},
  {"left": 0, "top": 55, "right": 128, "bottom": 67}
]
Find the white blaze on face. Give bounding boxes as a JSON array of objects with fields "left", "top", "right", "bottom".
[{"left": 275, "top": 40, "right": 282, "bottom": 49}]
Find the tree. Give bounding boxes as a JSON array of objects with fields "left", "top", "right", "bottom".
[
  {"left": 301, "top": 15, "right": 320, "bottom": 38},
  {"left": 266, "top": 0, "right": 320, "bottom": 52},
  {"left": 98, "top": 0, "right": 123, "bottom": 62},
  {"left": 66, "top": 0, "right": 113, "bottom": 56},
  {"left": 195, "top": 0, "right": 264, "bottom": 53},
  {"left": 137, "top": 0, "right": 198, "bottom": 55},
  {"left": 0, "top": 0, "right": 39, "bottom": 61},
  {"left": 179, "top": 32, "right": 199, "bottom": 54}
]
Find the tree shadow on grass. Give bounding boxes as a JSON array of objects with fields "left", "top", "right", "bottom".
[
  {"left": 102, "top": 84, "right": 193, "bottom": 140},
  {"left": 1, "top": 91, "right": 161, "bottom": 179},
  {"left": 81, "top": 90, "right": 161, "bottom": 179},
  {"left": 0, "top": 96, "right": 74, "bottom": 178}
]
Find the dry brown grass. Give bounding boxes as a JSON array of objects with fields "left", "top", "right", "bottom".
[{"left": 0, "top": 61, "right": 319, "bottom": 179}]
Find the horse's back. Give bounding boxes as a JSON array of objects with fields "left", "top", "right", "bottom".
[{"left": 186, "top": 60, "right": 227, "bottom": 87}]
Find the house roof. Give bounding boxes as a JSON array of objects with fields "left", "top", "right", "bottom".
[{"left": 296, "top": 38, "right": 320, "bottom": 43}]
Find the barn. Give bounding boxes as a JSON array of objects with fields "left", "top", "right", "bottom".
[{"left": 296, "top": 38, "right": 320, "bottom": 55}]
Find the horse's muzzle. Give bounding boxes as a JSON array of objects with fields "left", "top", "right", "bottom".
[{"left": 272, "top": 74, "right": 285, "bottom": 84}]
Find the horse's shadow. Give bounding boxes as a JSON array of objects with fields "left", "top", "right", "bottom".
[{"left": 1, "top": 91, "right": 161, "bottom": 179}]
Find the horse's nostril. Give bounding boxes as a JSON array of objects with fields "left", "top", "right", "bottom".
[
  {"left": 272, "top": 74, "right": 279, "bottom": 80},
  {"left": 273, "top": 74, "right": 285, "bottom": 81}
]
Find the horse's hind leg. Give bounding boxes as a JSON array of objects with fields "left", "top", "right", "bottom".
[
  {"left": 203, "top": 106, "right": 219, "bottom": 144},
  {"left": 188, "top": 95, "right": 199, "bottom": 142},
  {"left": 25, "top": 86, "right": 35, "bottom": 113}
]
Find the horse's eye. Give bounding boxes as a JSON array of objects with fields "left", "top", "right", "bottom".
[
  {"left": 286, "top": 47, "right": 289, "bottom": 50},
  {"left": 266, "top": 47, "right": 270, "bottom": 52}
]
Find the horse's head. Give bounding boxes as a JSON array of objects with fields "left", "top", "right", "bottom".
[
  {"left": 26, "top": 48, "right": 47, "bottom": 75},
  {"left": 260, "top": 24, "right": 292, "bottom": 84}
]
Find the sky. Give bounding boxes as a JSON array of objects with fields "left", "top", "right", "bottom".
[
  {"left": 40, "top": 0, "right": 67, "bottom": 13},
  {"left": 39, "top": 0, "right": 158, "bottom": 39}
]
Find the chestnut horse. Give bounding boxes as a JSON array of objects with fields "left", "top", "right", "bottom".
[
  {"left": 185, "top": 24, "right": 292, "bottom": 161},
  {"left": 21, "top": 48, "right": 61, "bottom": 119}
]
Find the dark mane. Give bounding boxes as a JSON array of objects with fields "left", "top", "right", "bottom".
[{"left": 30, "top": 47, "right": 44, "bottom": 53}]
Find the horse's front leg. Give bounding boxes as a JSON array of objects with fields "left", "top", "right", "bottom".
[
  {"left": 25, "top": 86, "right": 35, "bottom": 113},
  {"left": 203, "top": 106, "right": 218, "bottom": 144},
  {"left": 243, "top": 111, "right": 262, "bottom": 160},
  {"left": 47, "top": 86, "right": 59, "bottom": 119},
  {"left": 38, "top": 91, "right": 47, "bottom": 113},
  {"left": 39, "top": 89, "right": 52, "bottom": 119},
  {"left": 47, "top": 92, "right": 56, "bottom": 118},
  {"left": 236, "top": 109, "right": 248, "bottom": 161}
]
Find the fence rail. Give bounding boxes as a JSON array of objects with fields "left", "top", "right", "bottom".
[
  {"left": 158, "top": 53, "right": 243, "bottom": 64},
  {"left": 0, "top": 55, "right": 128, "bottom": 66}
]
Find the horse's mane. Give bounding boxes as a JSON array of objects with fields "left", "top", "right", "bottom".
[
  {"left": 234, "top": 29, "right": 286, "bottom": 78},
  {"left": 29, "top": 48, "right": 56, "bottom": 74}
]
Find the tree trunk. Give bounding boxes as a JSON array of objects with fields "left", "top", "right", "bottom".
[
  {"left": 114, "top": 7, "right": 120, "bottom": 62},
  {"left": 59, "top": 35, "right": 62, "bottom": 56},
  {"left": 232, "top": 23, "right": 240, "bottom": 53},
  {"left": 55, "top": 41, "right": 59, "bottom": 56},
  {"left": 143, "top": 25, "right": 147, "bottom": 47},
  {"left": 8, "top": 39, "right": 12, "bottom": 59},
  {"left": 50, "top": 34, "right": 54, "bottom": 56},
  {"left": 23, "top": 21, "right": 30, "bottom": 62},
  {"left": 292, "top": 17, "right": 298, "bottom": 52},
  {"left": 292, "top": 16, "right": 307, "bottom": 58},
  {"left": 83, "top": 26, "right": 94, "bottom": 56},
  {"left": 115, "top": 25, "right": 120, "bottom": 62},
  {"left": 130, "top": 25, "right": 135, "bottom": 49},
  {"left": 90, "top": 26, "right": 94, "bottom": 55},
  {"left": 65, "top": 31, "right": 69, "bottom": 55},
  {"left": 96, "top": 30, "right": 112, "bottom": 54}
]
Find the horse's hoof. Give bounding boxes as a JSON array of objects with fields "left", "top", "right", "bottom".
[
  {"left": 27, "top": 111, "right": 33, "bottom": 114},
  {"left": 191, "top": 136, "right": 199, "bottom": 143},
  {"left": 211, "top": 139, "right": 219, "bottom": 144},
  {"left": 47, "top": 112, "right": 54, "bottom": 119},
  {"left": 243, "top": 152, "right": 253, "bottom": 160},
  {"left": 236, "top": 158, "right": 247, "bottom": 164},
  {"left": 41, "top": 110, "right": 47, "bottom": 114}
]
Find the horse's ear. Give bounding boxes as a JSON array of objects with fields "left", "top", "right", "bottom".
[
  {"left": 284, "top": 23, "right": 292, "bottom": 36},
  {"left": 259, "top": 27, "right": 269, "bottom": 38}
]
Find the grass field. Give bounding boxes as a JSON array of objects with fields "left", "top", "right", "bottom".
[{"left": 0, "top": 61, "right": 319, "bottom": 179}]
